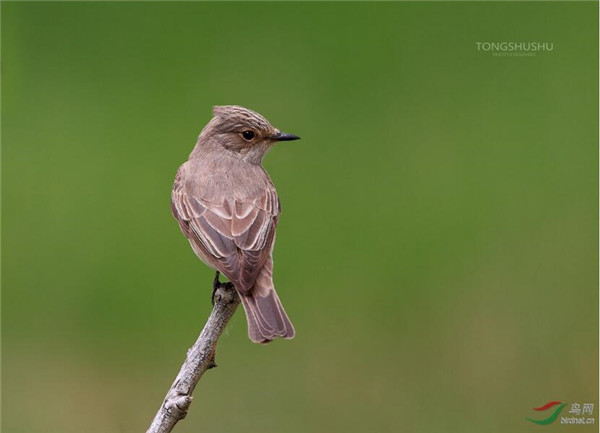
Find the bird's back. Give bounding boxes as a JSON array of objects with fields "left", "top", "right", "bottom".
[{"left": 180, "top": 152, "right": 277, "bottom": 206}]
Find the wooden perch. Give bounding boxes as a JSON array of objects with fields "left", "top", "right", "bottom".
[{"left": 146, "top": 281, "right": 241, "bottom": 433}]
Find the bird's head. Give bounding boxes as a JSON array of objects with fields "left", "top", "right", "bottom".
[{"left": 196, "top": 105, "right": 300, "bottom": 164}]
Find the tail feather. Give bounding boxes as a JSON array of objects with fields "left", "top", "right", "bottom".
[{"left": 239, "top": 288, "right": 295, "bottom": 344}]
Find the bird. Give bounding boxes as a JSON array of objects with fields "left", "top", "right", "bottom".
[{"left": 171, "top": 105, "right": 299, "bottom": 343}]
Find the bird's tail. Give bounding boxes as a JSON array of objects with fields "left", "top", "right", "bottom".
[{"left": 239, "top": 285, "right": 295, "bottom": 344}]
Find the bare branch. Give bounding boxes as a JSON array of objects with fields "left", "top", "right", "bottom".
[{"left": 146, "top": 282, "right": 241, "bottom": 433}]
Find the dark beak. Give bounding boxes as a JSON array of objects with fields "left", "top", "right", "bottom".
[{"left": 272, "top": 131, "right": 301, "bottom": 141}]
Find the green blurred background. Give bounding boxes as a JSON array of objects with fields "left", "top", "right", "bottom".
[{"left": 2, "top": 2, "right": 598, "bottom": 432}]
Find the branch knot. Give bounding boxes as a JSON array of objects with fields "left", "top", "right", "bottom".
[{"left": 164, "top": 394, "right": 192, "bottom": 419}]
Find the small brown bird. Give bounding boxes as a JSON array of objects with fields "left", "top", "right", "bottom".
[{"left": 171, "top": 105, "right": 298, "bottom": 343}]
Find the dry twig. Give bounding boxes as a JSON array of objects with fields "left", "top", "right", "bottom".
[{"left": 146, "top": 281, "right": 240, "bottom": 433}]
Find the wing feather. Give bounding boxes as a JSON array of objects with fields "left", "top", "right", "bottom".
[
  {"left": 171, "top": 165, "right": 280, "bottom": 294},
  {"left": 231, "top": 207, "right": 259, "bottom": 237}
]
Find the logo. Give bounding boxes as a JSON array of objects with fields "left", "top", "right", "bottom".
[
  {"left": 475, "top": 41, "right": 554, "bottom": 57},
  {"left": 527, "top": 401, "right": 595, "bottom": 426},
  {"left": 527, "top": 401, "right": 567, "bottom": 425}
]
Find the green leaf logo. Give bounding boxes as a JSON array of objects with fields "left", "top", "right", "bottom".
[{"left": 527, "top": 401, "right": 566, "bottom": 425}]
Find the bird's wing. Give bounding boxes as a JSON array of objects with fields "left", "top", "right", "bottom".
[{"left": 171, "top": 166, "right": 280, "bottom": 294}]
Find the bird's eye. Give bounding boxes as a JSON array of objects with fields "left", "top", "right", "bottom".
[{"left": 242, "top": 130, "right": 255, "bottom": 141}]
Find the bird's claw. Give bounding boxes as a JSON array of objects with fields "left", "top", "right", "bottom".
[{"left": 211, "top": 271, "right": 221, "bottom": 305}]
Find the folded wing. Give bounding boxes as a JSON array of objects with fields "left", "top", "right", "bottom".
[{"left": 171, "top": 166, "right": 280, "bottom": 293}]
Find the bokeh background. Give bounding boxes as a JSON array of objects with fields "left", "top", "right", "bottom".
[{"left": 2, "top": 2, "right": 598, "bottom": 432}]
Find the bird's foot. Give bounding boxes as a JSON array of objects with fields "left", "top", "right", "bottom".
[
  {"left": 212, "top": 271, "right": 236, "bottom": 305},
  {"left": 211, "top": 271, "right": 221, "bottom": 305}
]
